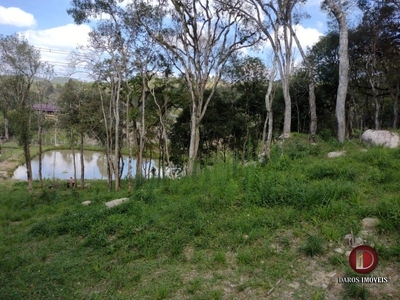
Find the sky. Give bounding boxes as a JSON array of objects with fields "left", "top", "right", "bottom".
[{"left": 0, "top": 0, "right": 335, "bottom": 80}]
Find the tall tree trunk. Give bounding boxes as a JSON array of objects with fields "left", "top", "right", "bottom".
[
  {"left": 309, "top": 81, "right": 317, "bottom": 143},
  {"left": 326, "top": 0, "right": 349, "bottom": 143},
  {"left": 151, "top": 88, "right": 173, "bottom": 179},
  {"left": 263, "top": 55, "right": 277, "bottom": 159},
  {"left": 188, "top": 109, "right": 200, "bottom": 176},
  {"left": 38, "top": 121, "right": 43, "bottom": 189},
  {"left": 114, "top": 81, "right": 121, "bottom": 191},
  {"left": 71, "top": 131, "right": 77, "bottom": 186},
  {"left": 80, "top": 133, "right": 84, "bottom": 188},
  {"left": 369, "top": 78, "right": 380, "bottom": 130},
  {"left": 99, "top": 86, "right": 112, "bottom": 191},
  {"left": 391, "top": 83, "right": 399, "bottom": 129},
  {"left": 24, "top": 141, "right": 33, "bottom": 191},
  {"left": 281, "top": 71, "right": 292, "bottom": 138},
  {"left": 126, "top": 95, "right": 133, "bottom": 192},
  {"left": 132, "top": 123, "right": 140, "bottom": 179},
  {"left": 4, "top": 116, "right": 9, "bottom": 140},
  {"left": 288, "top": 24, "right": 318, "bottom": 143}
]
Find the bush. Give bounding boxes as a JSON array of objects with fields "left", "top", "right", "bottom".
[{"left": 300, "top": 235, "right": 325, "bottom": 257}]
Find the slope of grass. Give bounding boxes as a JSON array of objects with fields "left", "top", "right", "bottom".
[{"left": 1, "top": 135, "right": 400, "bottom": 299}]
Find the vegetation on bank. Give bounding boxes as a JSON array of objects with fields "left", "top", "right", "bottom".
[{"left": 1, "top": 136, "right": 400, "bottom": 299}]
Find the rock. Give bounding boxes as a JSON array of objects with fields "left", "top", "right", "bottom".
[
  {"left": 279, "top": 132, "right": 291, "bottom": 139},
  {"left": 105, "top": 197, "right": 129, "bottom": 208},
  {"left": 361, "top": 217, "right": 379, "bottom": 229},
  {"left": 84, "top": 183, "right": 92, "bottom": 189},
  {"left": 345, "top": 251, "right": 351, "bottom": 257},
  {"left": 344, "top": 233, "right": 364, "bottom": 247},
  {"left": 0, "top": 171, "right": 8, "bottom": 180},
  {"left": 353, "top": 237, "right": 364, "bottom": 248},
  {"left": 288, "top": 282, "right": 300, "bottom": 289},
  {"left": 361, "top": 129, "right": 400, "bottom": 148},
  {"left": 360, "top": 230, "right": 372, "bottom": 237},
  {"left": 327, "top": 151, "right": 346, "bottom": 158},
  {"left": 334, "top": 248, "right": 344, "bottom": 254},
  {"left": 82, "top": 201, "right": 92, "bottom": 206}
]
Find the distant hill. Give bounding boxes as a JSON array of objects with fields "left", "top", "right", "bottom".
[{"left": 51, "top": 77, "right": 71, "bottom": 85}]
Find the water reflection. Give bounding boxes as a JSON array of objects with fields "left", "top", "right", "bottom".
[{"left": 13, "top": 150, "right": 159, "bottom": 180}]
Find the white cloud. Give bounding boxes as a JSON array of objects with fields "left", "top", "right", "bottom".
[
  {"left": 21, "top": 24, "right": 91, "bottom": 49},
  {"left": 293, "top": 24, "right": 323, "bottom": 50},
  {"left": 19, "top": 24, "right": 92, "bottom": 79},
  {"left": 88, "top": 12, "right": 111, "bottom": 21},
  {"left": 0, "top": 6, "right": 36, "bottom": 27}
]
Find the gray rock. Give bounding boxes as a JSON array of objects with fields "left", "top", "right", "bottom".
[
  {"left": 361, "top": 217, "right": 379, "bottom": 229},
  {"left": 353, "top": 237, "right": 364, "bottom": 248},
  {"left": 84, "top": 183, "right": 92, "bottom": 189},
  {"left": 288, "top": 282, "right": 300, "bottom": 289},
  {"left": 344, "top": 233, "right": 364, "bottom": 247},
  {"left": 0, "top": 171, "right": 8, "bottom": 180},
  {"left": 361, "top": 129, "right": 400, "bottom": 148},
  {"left": 105, "top": 197, "right": 129, "bottom": 208},
  {"left": 360, "top": 230, "right": 371, "bottom": 236},
  {"left": 82, "top": 201, "right": 92, "bottom": 206},
  {"left": 334, "top": 248, "right": 344, "bottom": 254},
  {"left": 327, "top": 151, "right": 346, "bottom": 158}
]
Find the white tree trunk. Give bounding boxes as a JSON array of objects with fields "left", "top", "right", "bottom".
[
  {"left": 188, "top": 109, "right": 200, "bottom": 176},
  {"left": 263, "top": 55, "right": 278, "bottom": 159},
  {"left": 326, "top": 0, "right": 349, "bottom": 143}
]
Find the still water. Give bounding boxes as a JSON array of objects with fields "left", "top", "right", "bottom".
[{"left": 13, "top": 150, "right": 159, "bottom": 180}]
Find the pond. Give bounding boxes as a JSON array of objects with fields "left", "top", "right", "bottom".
[{"left": 13, "top": 150, "right": 160, "bottom": 180}]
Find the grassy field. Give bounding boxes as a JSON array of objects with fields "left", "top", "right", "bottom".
[{"left": 1, "top": 135, "right": 400, "bottom": 299}]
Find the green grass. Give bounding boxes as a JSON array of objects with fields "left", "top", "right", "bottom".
[{"left": 1, "top": 135, "right": 400, "bottom": 299}]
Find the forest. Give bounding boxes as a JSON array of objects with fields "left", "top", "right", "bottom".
[{"left": 2, "top": 1, "right": 400, "bottom": 299}]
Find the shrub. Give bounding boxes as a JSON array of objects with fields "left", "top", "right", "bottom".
[{"left": 299, "top": 235, "right": 325, "bottom": 257}]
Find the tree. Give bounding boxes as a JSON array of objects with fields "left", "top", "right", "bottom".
[
  {"left": 35, "top": 64, "right": 54, "bottom": 188},
  {"left": 0, "top": 34, "right": 42, "bottom": 190},
  {"left": 323, "top": 0, "right": 350, "bottom": 142},
  {"left": 59, "top": 80, "right": 98, "bottom": 188},
  {"left": 131, "top": 0, "right": 260, "bottom": 175}
]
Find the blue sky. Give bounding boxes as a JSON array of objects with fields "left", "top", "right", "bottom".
[{"left": 0, "top": 0, "right": 339, "bottom": 80}]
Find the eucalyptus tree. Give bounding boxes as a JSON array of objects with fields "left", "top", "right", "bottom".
[
  {"left": 59, "top": 80, "right": 98, "bottom": 188},
  {"left": 218, "top": 0, "right": 315, "bottom": 141},
  {"left": 122, "top": 10, "right": 166, "bottom": 183},
  {"left": 69, "top": 0, "right": 165, "bottom": 189},
  {"left": 358, "top": 0, "right": 400, "bottom": 129},
  {"left": 0, "top": 34, "right": 42, "bottom": 190},
  {"left": 69, "top": 1, "right": 132, "bottom": 191},
  {"left": 35, "top": 63, "right": 54, "bottom": 188},
  {"left": 130, "top": 0, "right": 261, "bottom": 175},
  {"left": 322, "top": 0, "right": 350, "bottom": 142},
  {"left": 224, "top": 55, "right": 271, "bottom": 159}
]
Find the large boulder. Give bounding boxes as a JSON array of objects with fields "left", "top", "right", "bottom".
[{"left": 361, "top": 129, "right": 400, "bottom": 148}]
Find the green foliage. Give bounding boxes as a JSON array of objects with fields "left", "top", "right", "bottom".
[
  {"left": 299, "top": 235, "right": 325, "bottom": 257},
  {"left": 342, "top": 274, "right": 370, "bottom": 299},
  {"left": 2, "top": 144, "right": 400, "bottom": 299}
]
